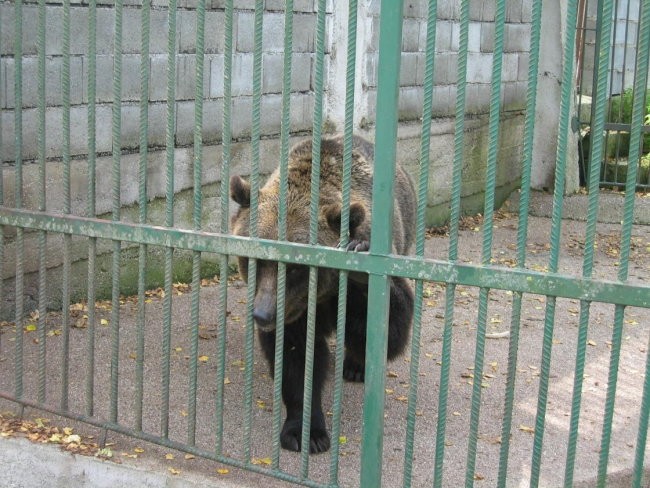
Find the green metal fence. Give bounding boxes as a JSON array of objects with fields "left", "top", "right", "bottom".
[{"left": 1, "top": 0, "right": 649, "bottom": 487}]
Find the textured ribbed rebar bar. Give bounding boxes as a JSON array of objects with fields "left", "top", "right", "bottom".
[
  {"left": 243, "top": 0, "right": 264, "bottom": 461},
  {"left": 135, "top": 0, "right": 151, "bottom": 433},
  {"left": 85, "top": 0, "right": 98, "bottom": 418},
  {"left": 187, "top": 0, "right": 206, "bottom": 447},
  {"left": 216, "top": 7, "right": 233, "bottom": 406},
  {"left": 271, "top": 0, "right": 293, "bottom": 468},
  {"left": 564, "top": 0, "right": 614, "bottom": 483},
  {"left": 13, "top": 0, "right": 25, "bottom": 402},
  {"left": 60, "top": 0, "right": 72, "bottom": 412},
  {"left": 629, "top": 4, "right": 650, "bottom": 486},
  {"left": 402, "top": 0, "right": 437, "bottom": 485},
  {"left": 36, "top": 0, "right": 48, "bottom": 406},
  {"left": 109, "top": 0, "right": 125, "bottom": 425},
  {"left": 599, "top": 0, "right": 649, "bottom": 483},
  {"left": 530, "top": 0, "right": 580, "bottom": 485},
  {"left": 498, "top": 2, "right": 543, "bottom": 485},
  {"left": 300, "top": 0, "right": 327, "bottom": 476},
  {"left": 215, "top": 0, "right": 233, "bottom": 457},
  {"left": 161, "top": 0, "right": 178, "bottom": 440},
  {"left": 329, "top": 0, "right": 357, "bottom": 483},
  {"left": 464, "top": 0, "right": 506, "bottom": 484},
  {"left": 434, "top": 1, "right": 470, "bottom": 486}
]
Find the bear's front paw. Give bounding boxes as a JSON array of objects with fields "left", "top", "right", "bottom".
[
  {"left": 281, "top": 420, "right": 331, "bottom": 454},
  {"left": 343, "top": 355, "right": 365, "bottom": 382},
  {"left": 346, "top": 239, "right": 369, "bottom": 253}
]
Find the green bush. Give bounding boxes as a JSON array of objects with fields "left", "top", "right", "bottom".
[{"left": 606, "top": 88, "right": 650, "bottom": 157}]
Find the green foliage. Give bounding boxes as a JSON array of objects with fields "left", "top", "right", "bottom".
[{"left": 606, "top": 88, "right": 650, "bottom": 157}]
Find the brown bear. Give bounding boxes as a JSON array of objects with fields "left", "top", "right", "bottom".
[{"left": 230, "top": 134, "right": 415, "bottom": 454}]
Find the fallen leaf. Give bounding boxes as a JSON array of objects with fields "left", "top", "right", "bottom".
[{"left": 217, "top": 468, "right": 229, "bottom": 475}]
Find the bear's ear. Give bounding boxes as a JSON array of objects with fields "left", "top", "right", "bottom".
[
  {"left": 323, "top": 201, "right": 366, "bottom": 234},
  {"left": 230, "top": 175, "right": 251, "bottom": 207}
]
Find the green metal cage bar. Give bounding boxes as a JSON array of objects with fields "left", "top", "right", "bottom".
[
  {"left": 85, "top": 0, "right": 98, "bottom": 420},
  {"left": 2, "top": 207, "right": 649, "bottom": 311},
  {"left": 161, "top": 0, "right": 178, "bottom": 440},
  {"left": 187, "top": 0, "right": 206, "bottom": 448},
  {"left": 135, "top": 0, "right": 151, "bottom": 433},
  {"left": 360, "top": 1, "right": 403, "bottom": 486},
  {"left": 497, "top": 0, "right": 543, "bottom": 485},
  {"left": 402, "top": 0, "right": 437, "bottom": 485},
  {"left": 13, "top": 0, "right": 25, "bottom": 404},
  {"left": 565, "top": 0, "right": 615, "bottom": 484},
  {"left": 243, "top": 0, "right": 264, "bottom": 462},
  {"left": 60, "top": 0, "right": 72, "bottom": 413},
  {"left": 434, "top": 0, "right": 470, "bottom": 486},
  {"left": 465, "top": 0, "right": 506, "bottom": 485},
  {"left": 215, "top": 0, "right": 233, "bottom": 457},
  {"left": 36, "top": 0, "right": 47, "bottom": 406},
  {"left": 629, "top": 4, "right": 650, "bottom": 486}
]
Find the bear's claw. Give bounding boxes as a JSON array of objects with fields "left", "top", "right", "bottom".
[{"left": 346, "top": 239, "right": 369, "bottom": 253}]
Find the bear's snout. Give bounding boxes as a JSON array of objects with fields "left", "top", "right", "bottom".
[{"left": 253, "top": 306, "right": 276, "bottom": 331}]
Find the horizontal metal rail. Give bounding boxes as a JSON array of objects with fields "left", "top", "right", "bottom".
[{"left": 2, "top": 207, "right": 648, "bottom": 309}]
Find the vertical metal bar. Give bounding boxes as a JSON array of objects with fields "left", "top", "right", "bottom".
[
  {"left": 243, "top": 0, "right": 263, "bottom": 461},
  {"left": 530, "top": 0, "right": 580, "bottom": 485},
  {"left": 36, "top": 0, "right": 48, "bottom": 406},
  {"left": 402, "top": 0, "right": 436, "bottom": 485},
  {"left": 60, "top": 0, "right": 72, "bottom": 412},
  {"left": 565, "top": 0, "right": 614, "bottom": 484},
  {"left": 109, "top": 0, "right": 124, "bottom": 425},
  {"left": 434, "top": 0, "right": 470, "bottom": 486},
  {"left": 359, "top": 1, "right": 403, "bottom": 486},
  {"left": 85, "top": 0, "right": 98, "bottom": 418},
  {"left": 629, "top": 7, "right": 650, "bottom": 485},
  {"left": 464, "top": 0, "right": 505, "bottom": 484},
  {"left": 215, "top": 0, "right": 233, "bottom": 457},
  {"left": 300, "top": 0, "right": 326, "bottom": 477},
  {"left": 135, "top": 0, "right": 151, "bottom": 432},
  {"left": 13, "top": 0, "right": 25, "bottom": 402},
  {"left": 497, "top": 1, "right": 543, "bottom": 485},
  {"left": 161, "top": 0, "right": 177, "bottom": 439},
  {"left": 271, "top": 0, "right": 292, "bottom": 468},
  {"left": 329, "top": 0, "right": 357, "bottom": 483},
  {"left": 187, "top": 0, "right": 206, "bottom": 447},
  {"left": 0, "top": 0, "right": 3, "bottom": 357},
  {"left": 601, "top": 0, "right": 650, "bottom": 483}
]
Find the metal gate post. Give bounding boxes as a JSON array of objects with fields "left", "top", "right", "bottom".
[{"left": 359, "top": 1, "right": 403, "bottom": 486}]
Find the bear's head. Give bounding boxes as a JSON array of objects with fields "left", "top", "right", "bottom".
[{"left": 230, "top": 174, "right": 366, "bottom": 332}]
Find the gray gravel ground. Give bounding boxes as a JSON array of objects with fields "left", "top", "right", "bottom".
[{"left": 1, "top": 192, "right": 649, "bottom": 487}]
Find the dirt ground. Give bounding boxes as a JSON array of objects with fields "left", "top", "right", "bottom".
[{"left": 1, "top": 197, "right": 649, "bottom": 487}]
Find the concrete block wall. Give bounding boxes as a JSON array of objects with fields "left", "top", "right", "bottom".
[
  {"left": 358, "top": 0, "right": 530, "bottom": 124},
  {"left": 1, "top": 1, "right": 320, "bottom": 166}
]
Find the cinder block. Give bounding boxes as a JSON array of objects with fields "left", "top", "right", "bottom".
[
  {"left": 504, "top": 23, "right": 530, "bottom": 52},
  {"left": 261, "top": 53, "right": 312, "bottom": 94},
  {"left": 175, "top": 100, "right": 224, "bottom": 146},
  {"left": 122, "top": 7, "right": 143, "bottom": 54},
  {"left": 467, "top": 52, "right": 493, "bottom": 84},
  {"left": 149, "top": 10, "right": 170, "bottom": 55},
  {"left": 231, "top": 96, "right": 252, "bottom": 139},
  {"left": 506, "top": 0, "right": 523, "bottom": 23},
  {"left": 517, "top": 52, "right": 529, "bottom": 81},
  {"left": 402, "top": 19, "right": 421, "bottom": 52},
  {"left": 145, "top": 102, "right": 168, "bottom": 148},
  {"left": 69, "top": 7, "right": 90, "bottom": 55},
  {"left": 231, "top": 53, "right": 254, "bottom": 97},
  {"left": 437, "top": 0, "right": 461, "bottom": 21},
  {"left": 468, "top": 22, "right": 481, "bottom": 52},
  {"left": 121, "top": 55, "right": 143, "bottom": 102},
  {"left": 290, "top": 92, "right": 314, "bottom": 132},
  {"left": 480, "top": 22, "right": 494, "bottom": 53},
  {"left": 205, "top": 11, "right": 226, "bottom": 53},
  {"left": 292, "top": 13, "right": 317, "bottom": 53},
  {"left": 261, "top": 94, "right": 282, "bottom": 134},
  {"left": 435, "top": 20, "right": 453, "bottom": 52},
  {"left": 399, "top": 86, "right": 424, "bottom": 121},
  {"left": 149, "top": 55, "right": 169, "bottom": 102},
  {"left": 235, "top": 12, "right": 254, "bottom": 52},
  {"left": 262, "top": 13, "right": 285, "bottom": 52},
  {"left": 96, "top": 8, "right": 117, "bottom": 55},
  {"left": 465, "top": 83, "right": 490, "bottom": 115},
  {"left": 501, "top": 53, "right": 520, "bottom": 82},
  {"left": 434, "top": 52, "right": 457, "bottom": 85},
  {"left": 209, "top": 55, "right": 225, "bottom": 98},
  {"left": 403, "top": 1, "right": 429, "bottom": 19},
  {"left": 179, "top": 9, "right": 198, "bottom": 53},
  {"left": 399, "top": 52, "right": 421, "bottom": 87}
]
